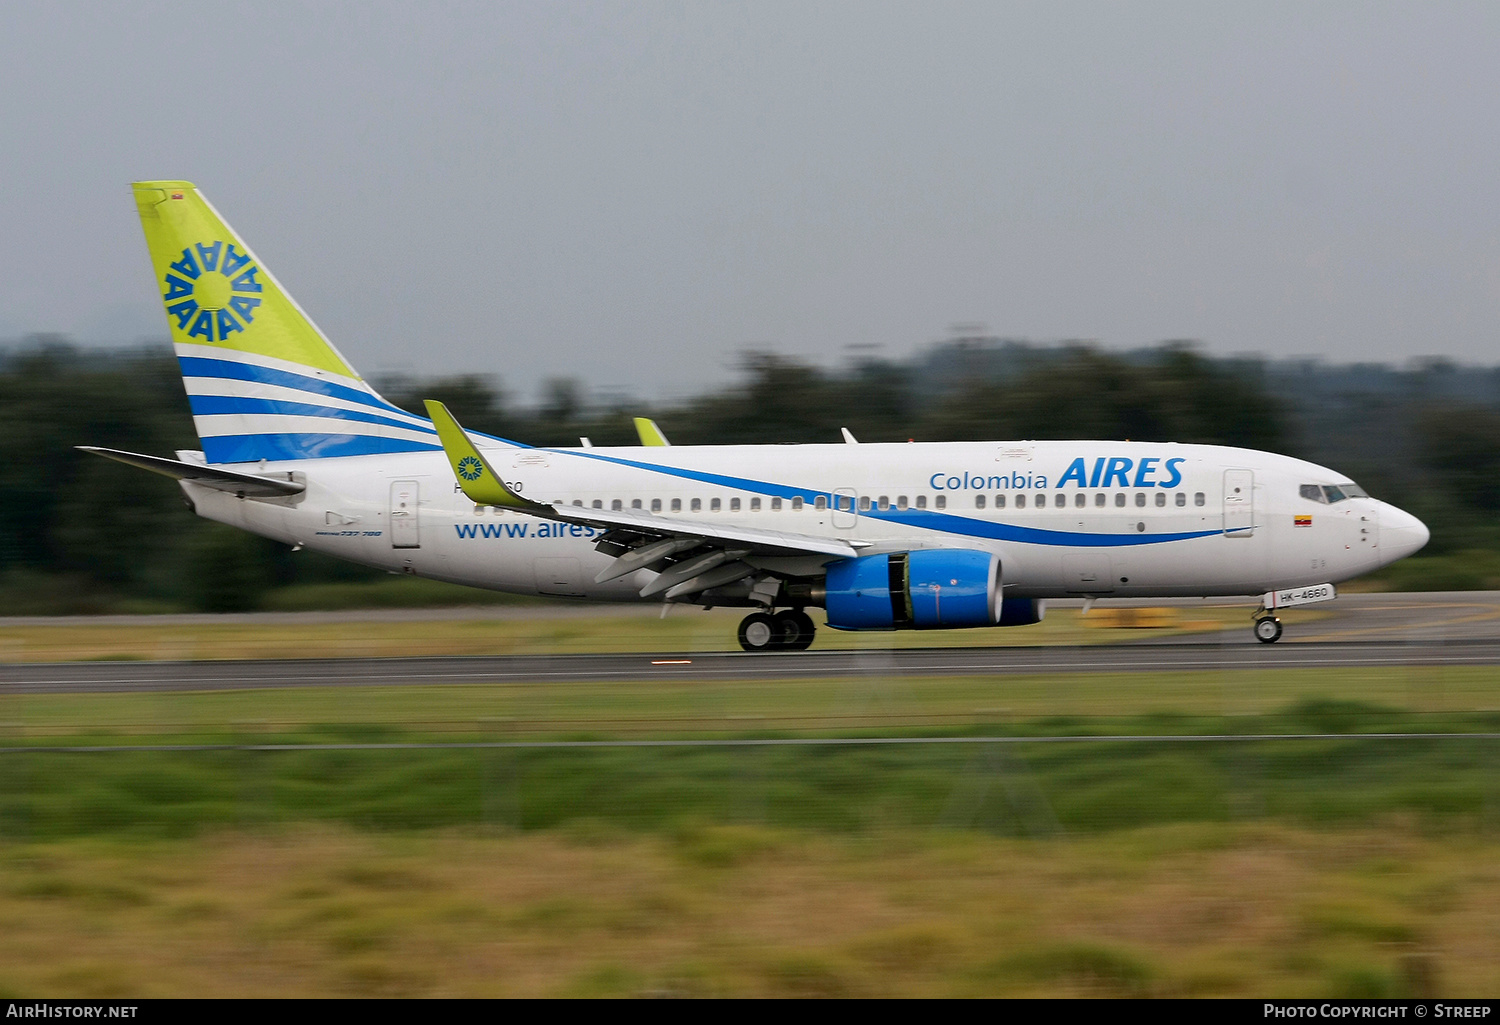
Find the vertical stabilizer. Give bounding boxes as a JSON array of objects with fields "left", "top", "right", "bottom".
[{"left": 133, "top": 181, "right": 443, "bottom": 463}]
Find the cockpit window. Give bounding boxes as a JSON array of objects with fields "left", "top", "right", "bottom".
[{"left": 1301, "top": 482, "right": 1367, "bottom": 504}]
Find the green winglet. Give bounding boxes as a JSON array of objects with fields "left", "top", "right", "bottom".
[
  {"left": 424, "top": 400, "right": 546, "bottom": 510},
  {"left": 633, "top": 417, "right": 671, "bottom": 446}
]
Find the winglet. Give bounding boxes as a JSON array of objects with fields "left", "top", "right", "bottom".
[
  {"left": 633, "top": 417, "right": 671, "bottom": 446},
  {"left": 424, "top": 400, "right": 548, "bottom": 511}
]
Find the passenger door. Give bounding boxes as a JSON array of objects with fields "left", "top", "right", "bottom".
[
  {"left": 1223, "top": 469, "right": 1254, "bottom": 537},
  {"left": 389, "top": 480, "right": 420, "bottom": 549}
]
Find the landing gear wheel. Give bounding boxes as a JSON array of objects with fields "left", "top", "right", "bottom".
[
  {"left": 773, "top": 610, "right": 817, "bottom": 651},
  {"left": 1254, "top": 616, "right": 1283, "bottom": 644},
  {"left": 738, "top": 612, "right": 778, "bottom": 652}
]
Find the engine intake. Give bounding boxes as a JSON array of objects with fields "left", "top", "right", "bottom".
[{"left": 824, "top": 550, "right": 1014, "bottom": 630}]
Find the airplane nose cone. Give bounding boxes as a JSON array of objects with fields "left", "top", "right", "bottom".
[{"left": 1382, "top": 505, "right": 1430, "bottom": 563}]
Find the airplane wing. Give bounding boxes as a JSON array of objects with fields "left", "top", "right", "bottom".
[
  {"left": 633, "top": 417, "right": 670, "bottom": 446},
  {"left": 424, "top": 401, "right": 858, "bottom": 600},
  {"left": 77, "top": 446, "right": 305, "bottom": 497}
]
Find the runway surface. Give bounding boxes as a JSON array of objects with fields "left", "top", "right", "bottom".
[{"left": 3, "top": 592, "right": 1500, "bottom": 695}]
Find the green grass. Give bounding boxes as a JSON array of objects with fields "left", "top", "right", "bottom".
[
  {"left": 1, "top": 698, "right": 1498, "bottom": 841},
  {"left": 257, "top": 576, "right": 551, "bottom": 611},
  {"left": 3, "top": 667, "right": 1500, "bottom": 996},
  {"left": 1354, "top": 550, "right": 1500, "bottom": 592},
  {"left": 3, "top": 665, "right": 1497, "bottom": 736}
]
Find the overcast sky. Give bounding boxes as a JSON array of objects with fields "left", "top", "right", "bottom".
[{"left": 2, "top": 1, "right": 1498, "bottom": 401}]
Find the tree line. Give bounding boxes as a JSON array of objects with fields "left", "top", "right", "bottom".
[{"left": 2, "top": 334, "right": 1496, "bottom": 612}]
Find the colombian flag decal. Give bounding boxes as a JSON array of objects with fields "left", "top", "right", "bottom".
[{"left": 1294, "top": 514, "right": 1313, "bottom": 527}]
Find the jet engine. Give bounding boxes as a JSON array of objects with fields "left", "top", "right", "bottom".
[{"left": 821, "top": 550, "right": 1041, "bottom": 630}]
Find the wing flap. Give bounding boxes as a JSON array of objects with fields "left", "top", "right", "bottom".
[{"left": 552, "top": 504, "right": 858, "bottom": 559}]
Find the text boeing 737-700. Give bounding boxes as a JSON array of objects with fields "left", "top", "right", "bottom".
[{"left": 81, "top": 182, "right": 1430, "bottom": 650}]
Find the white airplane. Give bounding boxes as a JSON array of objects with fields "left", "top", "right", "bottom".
[{"left": 83, "top": 182, "right": 1430, "bottom": 650}]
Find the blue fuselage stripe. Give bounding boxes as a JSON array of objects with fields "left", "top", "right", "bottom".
[{"left": 548, "top": 448, "right": 1220, "bottom": 548}]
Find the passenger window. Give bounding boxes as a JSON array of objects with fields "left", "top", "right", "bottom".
[
  {"left": 1175, "top": 492, "right": 1185, "bottom": 507},
  {"left": 935, "top": 495, "right": 946, "bottom": 510},
  {"left": 771, "top": 497, "right": 782, "bottom": 511},
  {"left": 1075, "top": 493, "right": 1086, "bottom": 508},
  {"left": 592, "top": 499, "right": 603, "bottom": 509},
  {"left": 792, "top": 497, "right": 803, "bottom": 511},
  {"left": 994, "top": 495, "right": 1005, "bottom": 509},
  {"left": 572, "top": 500, "right": 583, "bottom": 507},
  {"left": 612, "top": 499, "right": 623, "bottom": 511},
  {"left": 975, "top": 495, "right": 986, "bottom": 509},
  {"left": 691, "top": 498, "right": 701, "bottom": 512},
  {"left": 915, "top": 495, "right": 927, "bottom": 510},
  {"left": 815, "top": 496, "right": 827, "bottom": 511},
  {"left": 1135, "top": 493, "right": 1146, "bottom": 508},
  {"left": 878, "top": 496, "right": 889, "bottom": 510},
  {"left": 671, "top": 498, "right": 682, "bottom": 512},
  {"left": 1194, "top": 492, "right": 1205, "bottom": 507},
  {"left": 749, "top": 497, "right": 760, "bottom": 511},
  {"left": 631, "top": 499, "right": 642, "bottom": 509},
  {"left": 858, "top": 495, "right": 871, "bottom": 511},
  {"left": 1155, "top": 492, "right": 1165, "bottom": 507},
  {"left": 473, "top": 505, "right": 484, "bottom": 516},
  {"left": 710, "top": 498, "right": 721, "bottom": 512},
  {"left": 730, "top": 497, "right": 741, "bottom": 511},
  {"left": 1055, "top": 494, "right": 1066, "bottom": 508},
  {"left": 651, "top": 498, "right": 661, "bottom": 512},
  {"left": 896, "top": 496, "right": 908, "bottom": 510},
  {"left": 1115, "top": 493, "right": 1126, "bottom": 508},
  {"left": 1094, "top": 493, "right": 1105, "bottom": 507},
  {"left": 1016, "top": 494, "right": 1027, "bottom": 509}
]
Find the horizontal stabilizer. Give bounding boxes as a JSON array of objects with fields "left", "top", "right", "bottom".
[{"left": 76, "top": 446, "right": 304, "bottom": 497}]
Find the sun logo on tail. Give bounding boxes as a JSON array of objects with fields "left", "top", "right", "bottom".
[
  {"left": 161, "top": 242, "right": 265, "bottom": 344},
  {"left": 457, "top": 456, "right": 484, "bottom": 481}
]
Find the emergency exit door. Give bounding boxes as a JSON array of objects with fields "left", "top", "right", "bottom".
[
  {"left": 390, "top": 480, "right": 420, "bottom": 548},
  {"left": 1222, "top": 469, "right": 1254, "bottom": 537}
]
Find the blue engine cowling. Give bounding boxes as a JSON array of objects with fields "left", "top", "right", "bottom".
[{"left": 824, "top": 550, "right": 1027, "bottom": 630}]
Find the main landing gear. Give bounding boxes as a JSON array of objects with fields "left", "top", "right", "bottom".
[
  {"left": 738, "top": 609, "right": 817, "bottom": 652},
  {"left": 1253, "top": 612, "right": 1283, "bottom": 644}
]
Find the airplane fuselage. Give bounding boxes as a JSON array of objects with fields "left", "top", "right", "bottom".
[{"left": 183, "top": 438, "right": 1427, "bottom": 607}]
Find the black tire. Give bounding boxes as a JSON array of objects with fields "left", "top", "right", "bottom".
[
  {"left": 738, "top": 612, "right": 778, "bottom": 652},
  {"left": 773, "top": 609, "right": 817, "bottom": 651},
  {"left": 1254, "top": 616, "right": 1283, "bottom": 644}
]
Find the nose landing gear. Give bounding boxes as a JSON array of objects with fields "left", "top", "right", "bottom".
[
  {"left": 1253, "top": 613, "right": 1283, "bottom": 644},
  {"left": 737, "top": 609, "right": 817, "bottom": 651}
]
